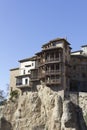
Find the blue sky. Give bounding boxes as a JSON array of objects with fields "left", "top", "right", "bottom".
[{"left": 0, "top": 0, "right": 87, "bottom": 92}]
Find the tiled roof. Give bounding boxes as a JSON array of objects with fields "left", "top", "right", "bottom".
[
  {"left": 81, "top": 45, "right": 87, "bottom": 47},
  {"left": 19, "top": 56, "right": 37, "bottom": 62},
  {"left": 42, "top": 38, "right": 70, "bottom": 48}
]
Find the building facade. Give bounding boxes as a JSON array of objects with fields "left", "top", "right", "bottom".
[
  {"left": 10, "top": 68, "right": 20, "bottom": 92},
  {"left": 70, "top": 45, "right": 87, "bottom": 92},
  {"left": 10, "top": 57, "right": 36, "bottom": 95},
  {"left": 31, "top": 38, "right": 71, "bottom": 94},
  {"left": 9, "top": 38, "right": 87, "bottom": 96}
]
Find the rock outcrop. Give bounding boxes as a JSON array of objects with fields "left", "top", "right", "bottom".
[{"left": 0, "top": 86, "right": 87, "bottom": 130}]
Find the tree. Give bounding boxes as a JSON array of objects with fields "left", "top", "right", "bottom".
[
  {"left": 0, "top": 90, "right": 4, "bottom": 101},
  {"left": 0, "top": 89, "right": 5, "bottom": 105}
]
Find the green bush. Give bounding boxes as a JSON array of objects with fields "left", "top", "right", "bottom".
[{"left": 10, "top": 90, "right": 19, "bottom": 101}]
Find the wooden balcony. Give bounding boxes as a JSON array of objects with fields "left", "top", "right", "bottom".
[
  {"left": 42, "top": 46, "right": 63, "bottom": 51},
  {"left": 45, "top": 58, "right": 61, "bottom": 64},
  {"left": 46, "top": 78, "right": 61, "bottom": 85},
  {"left": 31, "top": 69, "right": 61, "bottom": 80},
  {"left": 38, "top": 58, "right": 62, "bottom": 67},
  {"left": 46, "top": 70, "right": 61, "bottom": 75}
]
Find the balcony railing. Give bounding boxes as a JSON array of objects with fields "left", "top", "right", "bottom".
[
  {"left": 46, "top": 70, "right": 61, "bottom": 75},
  {"left": 46, "top": 78, "right": 61, "bottom": 85},
  {"left": 38, "top": 58, "right": 62, "bottom": 66},
  {"left": 42, "top": 45, "right": 63, "bottom": 51},
  {"left": 31, "top": 70, "right": 61, "bottom": 80},
  {"left": 45, "top": 58, "right": 61, "bottom": 63}
]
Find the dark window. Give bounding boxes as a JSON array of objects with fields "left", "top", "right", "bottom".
[
  {"left": 25, "top": 65, "right": 31, "bottom": 67},
  {"left": 53, "top": 42, "right": 56, "bottom": 46},
  {"left": 55, "top": 53, "right": 59, "bottom": 58},
  {"left": 73, "top": 65, "right": 76, "bottom": 70},
  {"left": 56, "top": 64, "right": 59, "bottom": 70},
  {"left": 51, "top": 64, "right": 54, "bottom": 70},
  {"left": 82, "top": 73, "right": 86, "bottom": 78},
  {"left": 25, "top": 79, "right": 28, "bottom": 84},
  {"left": 28, "top": 70, "right": 30, "bottom": 73},
  {"left": 23, "top": 70, "right": 25, "bottom": 74}
]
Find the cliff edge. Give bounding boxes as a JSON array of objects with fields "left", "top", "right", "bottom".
[{"left": 0, "top": 85, "right": 87, "bottom": 130}]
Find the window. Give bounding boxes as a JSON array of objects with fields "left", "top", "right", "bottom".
[
  {"left": 55, "top": 53, "right": 59, "bottom": 58},
  {"left": 50, "top": 52, "right": 54, "bottom": 59},
  {"left": 25, "top": 65, "right": 31, "bottom": 67},
  {"left": 56, "top": 64, "right": 59, "bottom": 70},
  {"left": 51, "top": 64, "right": 54, "bottom": 70},
  {"left": 53, "top": 42, "right": 56, "bottom": 46},
  {"left": 73, "top": 65, "right": 76, "bottom": 70},
  {"left": 23, "top": 70, "right": 25, "bottom": 74},
  {"left": 82, "top": 73, "right": 86, "bottom": 78},
  {"left": 32, "top": 63, "right": 34, "bottom": 66},
  {"left": 28, "top": 70, "right": 30, "bottom": 73},
  {"left": 56, "top": 75, "right": 60, "bottom": 79},
  {"left": 25, "top": 79, "right": 28, "bottom": 84}
]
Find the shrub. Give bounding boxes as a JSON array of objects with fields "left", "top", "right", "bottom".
[{"left": 10, "top": 90, "right": 19, "bottom": 101}]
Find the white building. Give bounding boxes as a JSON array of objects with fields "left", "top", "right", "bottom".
[
  {"left": 71, "top": 44, "right": 87, "bottom": 56},
  {"left": 81, "top": 45, "right": 87, "bottom": 55},
  {"left": 10, "top": 56, "right": 36, "bottom": 95},
  {"left": 16, "top": 57, "right": 35, "bottom": 88}
]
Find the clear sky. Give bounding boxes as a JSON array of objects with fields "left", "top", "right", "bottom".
[{"left": 0, "top": 0, "right": 87, "bottom": 92}]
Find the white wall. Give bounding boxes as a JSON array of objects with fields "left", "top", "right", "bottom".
[
  {"left": 22, "top": 77, "right": 29, "bottom": 85},
  {"left": 18, "top": 60, "right": 35, "bottom": 86},
  {"left": 56, "top": 42, "right": 63, "bottom": 48},
  {"left": 81, "top": 46, "right": 87, "bottom": 55},
  {"left": 71, "top": 51, "right": 81, "bottom": 55},
  {"left": 20, "top": 61, "right": 35, "bottom": 75}
]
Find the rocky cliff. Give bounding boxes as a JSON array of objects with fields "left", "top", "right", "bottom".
[{"left": 0, "top": 85, "right": 87, "bottom": 130}]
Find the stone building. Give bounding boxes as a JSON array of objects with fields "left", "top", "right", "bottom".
[
  {"left": 70, "top": 45, "right": 87, "bottom": 92},
  {"left": 10, "top": 68, "right": 20, "bottom": 93},
  {"left": 9, "top": 38, "right": 71, "bottom": 96},
  {"left": 9, "top": 38, "right": 87, "bottom": 97},
  {"left": 31, "top": 38, "right": 71, "bottom": 94}
]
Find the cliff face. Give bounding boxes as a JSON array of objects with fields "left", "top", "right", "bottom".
[{"left": 0, "top": 85, "right": 87, "bottom": 130}]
